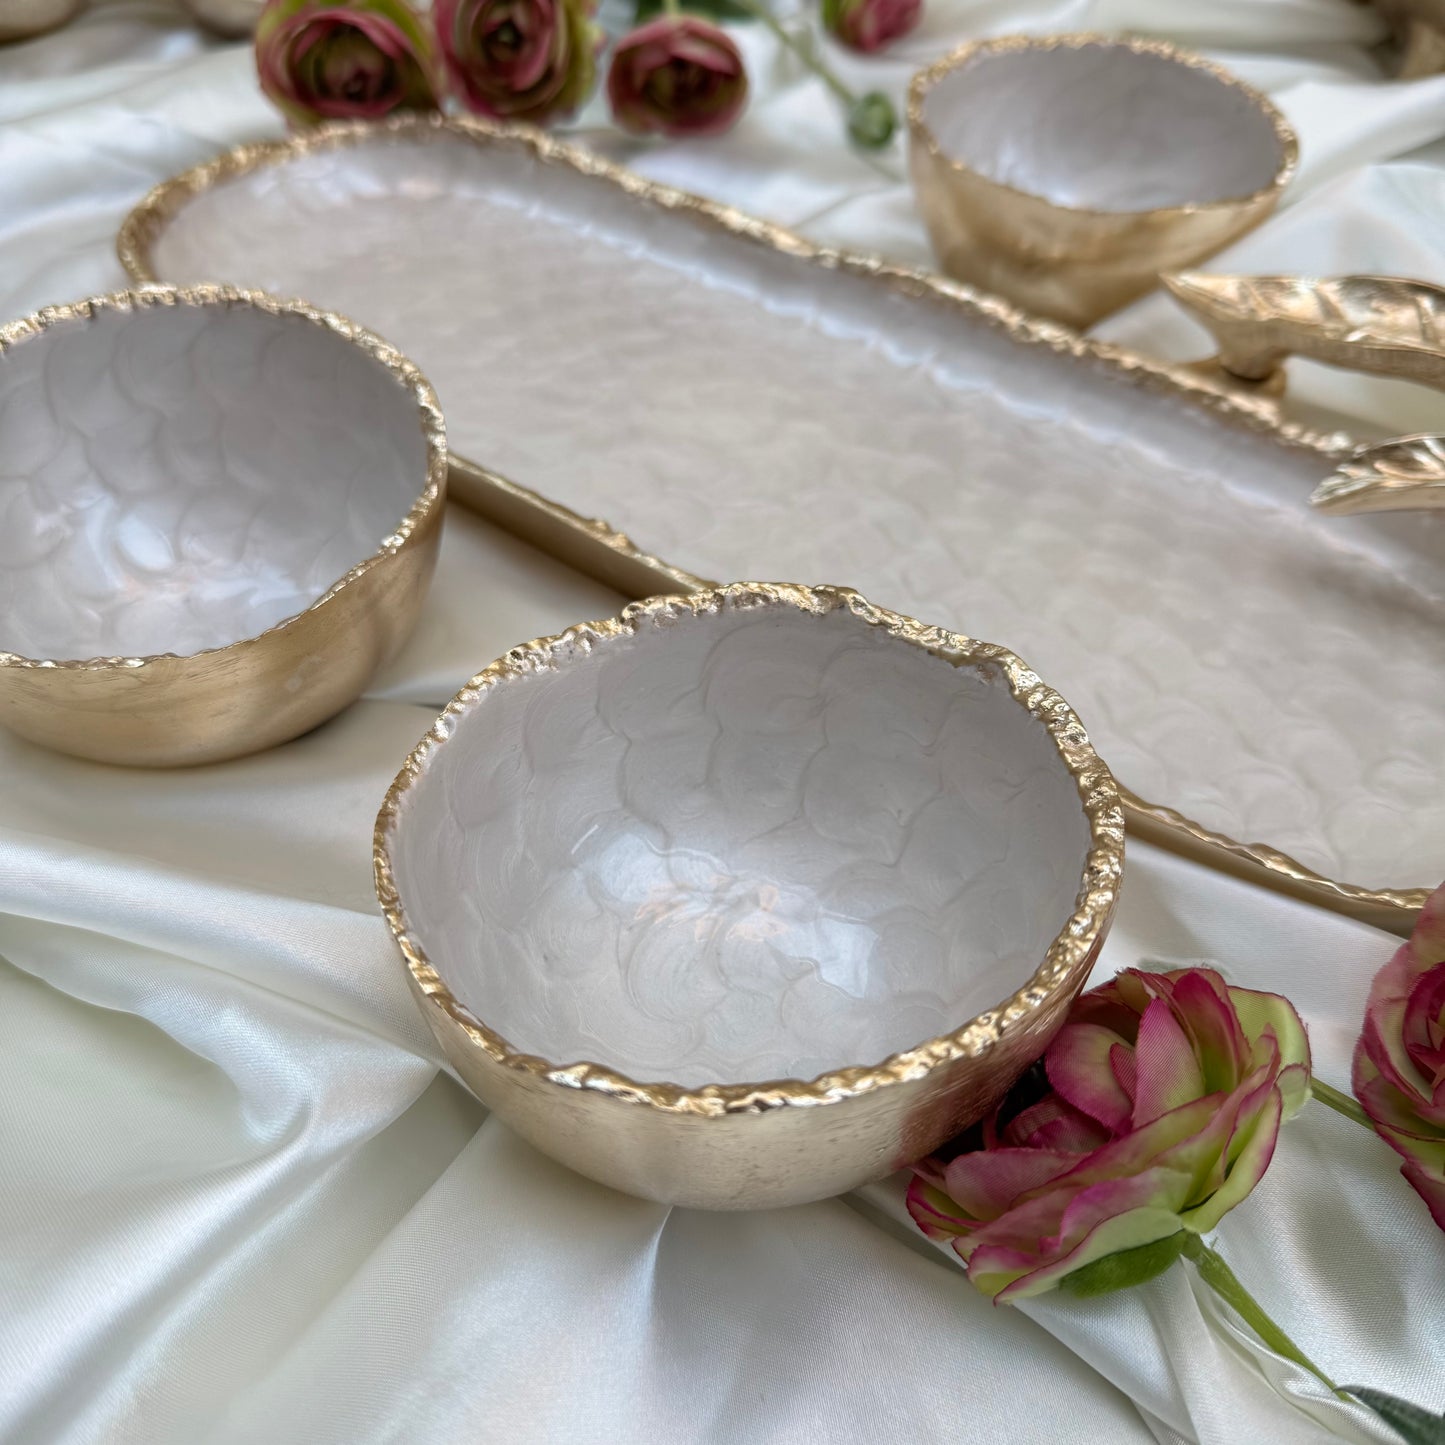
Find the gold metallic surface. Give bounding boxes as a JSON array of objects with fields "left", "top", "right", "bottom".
[
  {"left": 1120, "top": 790, "right": 1428, "bottom": 938},
  {"left": 1376, "top": 0, "right": 1445, "bottom": 75},
  {"left": 1401, "top": 17, "right": 1445, "bottom": 76},
  {"left": 1311, "top": 437, "right": 1445, "bottom": 516},
  {"left": 1165, "top": 271, "right": 1445, "bottom": 516},
  {"left": 1164, "top": 271, "right": 1445, "bottom": 387},
  {"left": 117, "top": 116, "right": 1421, "bottom": 928},
  {"left": 0, "top": 0, "right": 83, "bottom": 42},
  {"left": 374, "top": 583, "right": 1125, "bottom": 1209},
  {"left": 907, "top": 36, "right": 1298, "bottom": 329},
  {"left": 0, "top": 287, "right": 447, "bottom": 767},
  {"left": 447, "top": 454, "right": 711, "bottom": 598}
]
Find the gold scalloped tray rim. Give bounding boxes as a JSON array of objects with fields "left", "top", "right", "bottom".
[{"left": 117, "top": 114, "right": 1428, "bottom": 936}]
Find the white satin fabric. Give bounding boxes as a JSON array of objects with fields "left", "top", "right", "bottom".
[{"left": 1, "top": 2, "right": 1443, "bottom": 1441}]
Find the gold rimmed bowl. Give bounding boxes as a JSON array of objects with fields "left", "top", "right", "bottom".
[
  {"left": 375, "top": 583, "right": 1123, "bottom": 1210},
  {"left": 0, "top": 287, "right": 446, "bottom": 766},
  {"left": 908, "top": 34, "right": 1298, "bottom": 329}
]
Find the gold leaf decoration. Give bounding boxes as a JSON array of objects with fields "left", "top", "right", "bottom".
[
  {"left": 1164, "top": 271, "right": 1445, "bottom": 390},
  {"left": 1312, "top": 435, "right": 1445, "bottom": 515}
]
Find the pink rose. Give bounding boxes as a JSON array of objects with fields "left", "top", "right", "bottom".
[
  {"left": 821, "top": 0, "right": 920, "bottom": 54},
  {"left": 1354, "top": 882, "right": 1445, "bottom": 1230},
  {"left": 607, "top": 15, "right": 748, "bottom": 139},
  {"left": 908, "top": 967, "right": 1310, "bottom": 1301},
  {"left": 436, "top": 0, "right": 601, "bottom": 124},
  {"left": 255, "top": 0, "right": 441, "bottom": 128}
]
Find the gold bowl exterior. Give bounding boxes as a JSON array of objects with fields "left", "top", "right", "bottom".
[
  {"left": 374, "top": 583, "right": 1125, "bottom": 1210},
  {"left": 0, "top": 288, "right": 447, "bottom": 767},
  {"left": 0, "top": 0, "right": 84, "bottom": 42},
  {"left": 908, "top": 35, "right": 1299, "bottom": 330},
  {"left": 1376, "top": 0, "right": 1445, "bottom": 77}
]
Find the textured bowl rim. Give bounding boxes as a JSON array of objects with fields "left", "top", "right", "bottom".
[
  {"left": 0, "top": 285, "right": 447, "bottom": 671},
  {"left": 908, "top": 33, "right": 1300, "bottom": 223},
  {"left": 374, "top": 582, "right": 1126, "bottom": 1117}
]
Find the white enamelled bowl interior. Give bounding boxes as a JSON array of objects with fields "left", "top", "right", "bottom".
[
  {"left": 920, "top": 41, "right": 1287, "bottom": 211},
  {"left": 388, "top": 598, "right": 1093, "bottom": 1088},
  {"left": 0, "top": 297, "right": 429, "bottom": 661}
]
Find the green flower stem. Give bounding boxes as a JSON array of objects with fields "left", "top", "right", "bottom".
[
  {"left": 662, "top": 0, "right": 681, "bottom": 15},
  {"left": 719, "top": 0, "right": 897, "bottom": 149},
  {"left": 1310, "top": 1077, "right": 1374, "bottom": 1132},
  {"left": 1181, "top": 1235, "right": 1348, "bottom": 1401},
  {"left": 728, "top": 0, "right": 852, "bottom": 104}
]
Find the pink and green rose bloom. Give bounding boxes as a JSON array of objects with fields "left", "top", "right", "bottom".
[
  {"left": 909, "top": 967, "right": 1310, "bottom": 1301},
  {"left": 1354, "top": 882, "right": 1445, "bottom": 1230},
  {"left": 435, "top": 0, "right": 601, "bottom": 124},
  {"left": 607, "top": 15, "right": 748, "bottom": 139},
  {"left": 821, "top": 0, "right": 919, "bottom": 53},
  {"left": 255, "top": 0, "right": 441, "bottom": 126}
]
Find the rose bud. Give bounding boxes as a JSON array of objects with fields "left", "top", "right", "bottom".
[
  {"left": 255, "top": 0, "right": 441, "bottom": 127},
  {"left": 607, "top": 15, "right": 748, "bottom": 139},
  {"left": 821, "top": 0, "right": 920, "bottom": 53},
  {"left": 435, "top": 0, "right": 602, "bottom": 125},
  {"left": 847, "top": 90, "right": 895, "bottom": 148}
]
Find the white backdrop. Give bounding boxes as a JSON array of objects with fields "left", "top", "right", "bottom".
[{"left": 1, "top": 3, "right": 1443, "bottom": 1441}]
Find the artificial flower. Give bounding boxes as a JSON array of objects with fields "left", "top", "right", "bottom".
[
  {"left": 607, "top": 14, "right": 748, "bottom": 138},
  {"left": 821, "top": 0, "right": 919, "bottom": 54},
  {"left": 435, "top": 0, "right": 601, "bottom": 124},
  {"left": 727, "top": 0, "right": 895, "bottom": 147},
  {"left": 1354, "top": 881, "right": 1445, "bottom": 1230},
  {"left": 255, "top": 0, "right": 441, "bottom": 127},
  {"left": 908, "top": 967, "right": 1310, "bottom": 1302},
  {"left": 846, "top": 90, "right": 895, "bottom": 147}
]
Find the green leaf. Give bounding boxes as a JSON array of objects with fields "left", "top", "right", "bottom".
[
  {"left": 1057, "top": 1232, "right": 1187, "bottom": 1298},
  {"left": 1348, "top": 1388, "right": 1445, "bottom": 1445},
  {"left": 634, "top": 0, "right": 756, "bottom": 22}
]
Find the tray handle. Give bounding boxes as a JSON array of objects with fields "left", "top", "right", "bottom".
[{"left": 1162, "top": 271, "right": 1445, "bottom": 516}]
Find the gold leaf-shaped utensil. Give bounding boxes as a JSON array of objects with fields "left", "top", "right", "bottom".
[
  {"left": 1163, "top": 271, "right": 1445, "bottom": 388},
  {"left": 1312, "top": 434, "right": 1445, "bottom": 515},
  {"left": 1164, "top": 271, "right": 1445, "bottom": 515}
]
